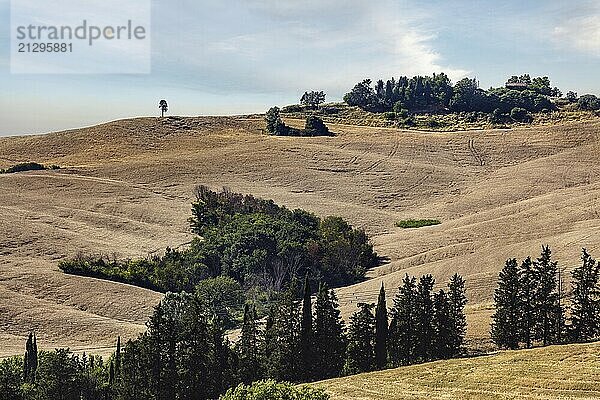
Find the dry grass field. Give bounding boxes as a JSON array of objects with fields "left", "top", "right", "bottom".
[
  {"left": 316, "top": 341, "right": 600, "bottom": 400},
  {"left": 1, "top": 115, "right": 600, "bottom": 357}
]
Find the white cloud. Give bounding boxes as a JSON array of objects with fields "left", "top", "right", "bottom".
[
  {"left": 553, "top": 14, "right": 600, "bottom": 57},
  {"left": 153, "top": 0, "right": 469, "bottom": 97}
]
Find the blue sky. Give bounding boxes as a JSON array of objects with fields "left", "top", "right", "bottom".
[{"left": 1, "top": 0, "right": 599, "bottom": 136}]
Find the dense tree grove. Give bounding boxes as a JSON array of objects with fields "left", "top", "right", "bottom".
[
  {"left": 60, "top": 187, "right": 377, "bottom": 293},
  {"left": 492, "top": 246, "right": 600, "bottom": 349},
  {"left": 2, "top": 273, "right": 468, "bottom": 400},
  {"left": 342, "top": 73, "right": 572, "bottom": 118}
]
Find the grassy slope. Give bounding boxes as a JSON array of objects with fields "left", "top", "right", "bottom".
[
  {"left": 317, "top": 342, "right": 600, "bottom": 400},
  {"left": 1, "top": 115, "right": 600, "bottom": 356}
]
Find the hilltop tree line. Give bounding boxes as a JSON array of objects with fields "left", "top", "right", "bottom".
[
  {"left": 343, "top": 73, "right": 560, "bottom": 117},
  {"left": 60, "top": 186, "right": 376, "bottom": 294},
  {"left": 492, "top": 246, "right": 600, "bottom": 349},
  {"left": 0, "top": 273, "right": 466, "bottom": 400}
]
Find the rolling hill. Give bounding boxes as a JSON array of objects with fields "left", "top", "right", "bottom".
[
  {"left": 316, "top": 341, "right": 600, "bottom": 400},
  {"left": 1, "top": 115, "right": 600, "bottom": 356}
]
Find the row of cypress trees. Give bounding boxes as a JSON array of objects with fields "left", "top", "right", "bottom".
[
  {"left": 491, "top": 246, "right": 600, "bottom": 349},
  {"left": 345, "top": 273, "right": 467, "bottom": 375}
]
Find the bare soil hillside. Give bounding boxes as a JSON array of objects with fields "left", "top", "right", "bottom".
[{"left": 1, "top": 115, "right": 599, "bottom": 355}]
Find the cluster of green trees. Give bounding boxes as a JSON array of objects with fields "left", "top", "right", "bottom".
[
  {"left": 60, "top": 186, "right": 377, "bottom": 293},
  {"left": 0, "top": 162, "right": 59, "bottom": 174},
  {"left": 1, "top": 338, "right": 113, "bottom": 400},
  {"left": 343, "top": 73, "right": 564, "bottom": 118},
  {"left": 265, "top": 107, "right": 331, "bottom": 136},
  {"left": 0, "top": 272, "right": 466, "bottom": 400},
  {"left": 492, "top": 246, "right": 600, "bottom": 349}
]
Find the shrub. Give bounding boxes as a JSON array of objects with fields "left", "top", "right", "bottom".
[
  {"left": 383, "top": 112, "right": 396, "bottom": 121},
  {"left": 396, "top": 219, "right": 441, "bottom": 229},
  {"left": 304, "top": 116, "right": 330, "bottom": 136},
  {"left": 1, "top": 162, "right": 47, "bottom": 174},
  {"left": 577, "top": 94, "right": 600, "bottom": 111},
  {"left": 220, "top": 380, "right": 329, "bottom": 400},
  {"left": 510, "top": 107, "right": 532, "bottom": 122}
]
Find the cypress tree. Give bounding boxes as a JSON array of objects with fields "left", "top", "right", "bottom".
[
  {"left": 491, "top": 258, "right": 521, "bottom": 349},
  {"left": 415, "top": 275, "right": 435, "bottom": 362},
  {"left": 432, "top": 290, "right": 452, "bottom": 359},
  {"left": 109, "top": 360, "right": 115, "bottom": 386},
  {"left": 374, "top": 283, "right": 388, "bottom": 369},
  {"left": 533, "top": 245, "right": 563, "bottom": 345},
  {"left": 570, "top": 248, "right": 600, "bottom": 342},
  {"left": 115, "top": 336, "right": 121, "bottom": 378},
  {"left": 343, "top": 303, "right": 375, "bottom": 375},
  {"left": 300, "top": 275, "right": 313, "bottom": 381},
  {"left": 313, "top": 282, "right": 346, "bottom": 380},
  {"left": 518, "top": 257, "right": 536, "bottom": 348},
  {"left": 447, "top": 273, "right": 467, "bottom": 357},
  {"left": 23, "top": 332, "right": 37, "bottom": 383},
  {"left": 269, "top": 284, "right": 301, "bottom": 382},
  {"left": 388, "top": 274, "right": 418, "bottom": 366}
]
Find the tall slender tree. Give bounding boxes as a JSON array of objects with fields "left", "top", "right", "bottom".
[
  {"left": 518, "top": 257, "right": 536, "bottom": 348},
  {"left": 313, "top": 282, "right": 346, "bottom": 379},
  {"left": 491, "top": 258, "right": 521, "bottom": 349},
  {"left": 447, "top": 273, "right": 467, "bottom": 356},
  {"left": 344, "top": 303, "right": 375, "bottom": 375},
  {"left": 374, "top": 283, "right": 388, "bottom": 369},
  {"left": 432, "top": 290, "right": 453, "bottom": 359},
  {"left": 570, "top": 249, "right": 600, "bottom": 342},
  {"left": 388, "top": 274, "right": 418, "bottom": 366},
  {"left": 300, "top": 275, "right": 313, "bottom": 381},
  {"left": 415, "top": 275, "right": 435, "bottom": 361},
  {"left": 533, "top": 245, "right": 563, "bottom": 345}
]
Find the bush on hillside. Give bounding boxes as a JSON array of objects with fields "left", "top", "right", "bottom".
[
  {"left": 220, "top": 380, "right": 329, "bottom": 400},
  {"left": 0, "top": 162, "right": 57, "bottom": 174}
]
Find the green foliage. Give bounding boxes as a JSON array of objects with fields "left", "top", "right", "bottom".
[
  {"left": 395, "top": 219, "right": 440, "bottom": 229},
  {"left": 61, "top": 187, "right": 377, "bottom": 293},
  {"left": 577, "top": 94, "right": 600, "bottom": 111},
  {"left": 374, "top": 283, "right": 388, "bottom": 369},
  {"left": 569, "top": 249, "right": 600, "bottom": 342},
  {"left": 566, "top": 91, "right": 578, "bottom": 103},
  {"left": 344, "top": 72, "right": 562, "bottom": 119},
  {"left": 344, "top": 303, "right": 375, "bottom": 375},
  {"left": 493, "top": 246, "right": 568, "bottom": 350},
  {"left": 195, "top": 276, "right": 245, "bottom": 328},
  {"left": 300, "top": 91, "right": 326, "bottom": 109},
  {"left": 220, "top": 380, "right": 329, "bottom": 400},
  {"left": 510, "top": 107, "right": 531, "bottom": 122},
  {"left": 313, "top": 283, "right": 346, "bottom": 380},
  {"left": 304, "top": 116, "right": 330, "bottom": 136},
  {"left": 0, "top": 357, "right": 23, "bottom": 400},
  {"left": 299, "top": 276, "right": 314, "bottom": 381},
  {"left": 266, "top": 107, "right": 288, "bottom": 135}
]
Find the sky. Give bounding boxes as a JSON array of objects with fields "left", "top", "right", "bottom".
[{"left": 1, "top": 0, "right": 599, "bottom": 136}]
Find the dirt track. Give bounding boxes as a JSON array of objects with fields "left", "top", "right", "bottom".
[{"left": 1, "top": 116, "right": 599, "bottom": 355}]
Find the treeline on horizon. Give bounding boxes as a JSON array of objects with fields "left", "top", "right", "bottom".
[
  {"left": 342, "top": 73, "right": 600, "bottom": 121},
  {"left": 492, "top": 246, "right": 600, "bottom": 349},
  {"left": 0, "top": 272, "right": 467, "bottom": 400}
]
